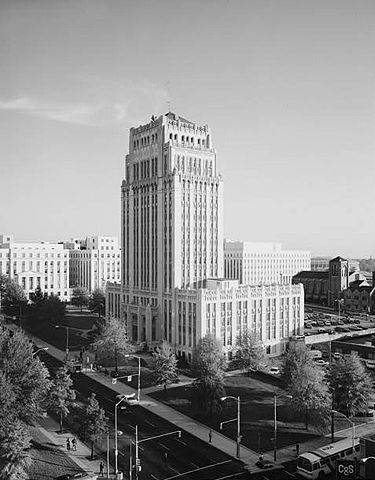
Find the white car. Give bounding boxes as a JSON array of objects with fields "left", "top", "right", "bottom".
[
  {"left": 268, "top": 367, "right": 280, "bottom": 375},
  {"left": 116, "top": 393, "right": 138, "bottom": 406}
]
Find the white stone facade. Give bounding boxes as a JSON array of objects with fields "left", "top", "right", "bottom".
[
  {"left": 121, "top": 113, "right": 223, "bottom": 342},
  {"left": 173, "top": 281, "right": 304, "bottom": 361},
  {"left": 224, "top": 241, "right": 310, "bottom": 285},
  {"left": 0, "top": 234, "right": 70, "bottom": 301},
  {"left": 68, "top": 236, "right": 121, "bottom": 292}
]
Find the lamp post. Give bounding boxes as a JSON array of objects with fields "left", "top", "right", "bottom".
[
  {"left": 331, "top": 410, "right": 355, "bottom": 449},
  {"left": 32, "top": 347, "right": 48, "bottom": 357},
  {"left": 125, "top": 354, "right": 141, "bottom": 402},
  {"left": 55, "top": 325, "right": 70, "bottom": 361},
  {"left": 220, "top": 395, "right": 241, "bottom": 458},
  {"left": 134, "top": 427, "right": 181, "bottom": 480},
  {"left": 114, "top": 396, "right": 128, "bottom": 475},
  {"left": 274, "top": 394, "right": 293, "bottom": 461}
]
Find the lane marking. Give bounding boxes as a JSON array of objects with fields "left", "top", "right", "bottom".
[
  {"left": 151, "top": 475, "right": 159, "bottom": 480},
  {"left": 215, "top": 473, "right": 249, "bottom": 480},
  {"left": 168, "top": 466, "right": 179, "bottom": 474},
  {"left": 160, "top": 442, "right": 170, "bottom": 450},
  {"left": 191, "top": 462, "right": 200, "bottom": 468},
  {"left": 145, "top": 419, "right": 156, "bottom": 427},
  {"left": 162, "top": 459, "right": 232, "bottom": 480},
  {"left": 176, "top": 439, "right": 187, "bottom": 446},
  {"left": 128, "top": 425, "right": 136, "bottom": 431}
]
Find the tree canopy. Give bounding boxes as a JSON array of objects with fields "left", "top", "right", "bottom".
[
  {"left": 71, "top": 287, "right": 90, "bottom": 312},
  {"left": 79, "top": 393, "right": 108, "bottom": 459},
  {"left": 330, "top": 352, "right": 373, "bottom": 418},
  {"left": 93, "top": 316, "right": 134, "bottom": 370},
  {"left": 88, "top": 288, "right": 106, "bottom": 318},
  {"left": 233, "top": 329, "right": 265, "bottom": 375},
  {"left": 0, "top": 329, "right": 50, "bottom": 479},
  {"left": 0, "top": 274, "right": 27, "bottom": 317},
  {"left": 49, "top": 366, "right": 76, "bottom": 433},
  {"left": 283, "top": 343, "right": 331, "bottom": 430},
  {"left": 153, "top": 341, "right": 178, "bottom": 390},
  {"left": 191, "top": 334, "right": 226, "bottom": 418}
]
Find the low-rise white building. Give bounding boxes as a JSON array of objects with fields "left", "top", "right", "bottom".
[
  {"left": 67, "top": 236, "right": 121, "bottom": 292},
  {"left": 118, "top": 278, "right": 304, "bottom": 361},
  {"left": 224, "top": 240, "right": 310, "bottom": 285},
  {"left": 0, "top": 234, "right": 70, "bottom": 301}
]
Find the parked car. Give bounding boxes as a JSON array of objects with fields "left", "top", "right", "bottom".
[
  {"left": 331, "top": 319, "right": 338, "bottom": 326},
  {"left": 256, "top": 459, "right": 275, "bottom": 469},
  {"left": 354, "top": 319, "right": 361, "bottom": 324},
  {"left": 304, "top": 323, "right": 312, "bottom": 329},
  {"left": 268, "top": 367, "right": 280, "bottom": 375},
  {"left": 333, "top": 352, "right": 342, "bottom": 360},
  {"left": 317, "top": 328, "right": 326, "bottom": 334},
  {"left": 324, "top": 320, "right": 332, "bottom": 326},
  {"left": 317, "top": 320, "right": 325, "bottom": 327},
  {"left": 337, "top": 319, "right": 344, "bottom": 325}
]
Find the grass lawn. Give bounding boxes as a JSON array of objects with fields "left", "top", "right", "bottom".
[{"left": 151, "top": 373, "right": 321, "bottom": 453}]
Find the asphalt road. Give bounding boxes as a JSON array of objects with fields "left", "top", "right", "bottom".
[{"left": 40, "top": 351, "right": 253, "bottom": 480}]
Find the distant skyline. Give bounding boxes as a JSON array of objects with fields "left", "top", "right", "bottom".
[{"left": 1, "top": 0, "right": 374, "bottom": 257}]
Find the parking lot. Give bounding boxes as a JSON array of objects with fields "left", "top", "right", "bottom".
[{"left": 304, "top": 309, "right": 375, "bottom": 337}]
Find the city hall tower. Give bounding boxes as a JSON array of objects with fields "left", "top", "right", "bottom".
[{"left": 121, "top": 113, "right": 224, "bottom": 344}]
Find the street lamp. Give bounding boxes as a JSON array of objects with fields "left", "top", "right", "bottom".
[
  {"left": 125, "top": 354, "right": 141, "bottom": 402},
  {"left": 114, "top": 396, "right": 128, "bottom": 475},
  {"left": 220, "top": 395, "right": 241, "bottom": 458},
  {"left": 331, "top": 410, "right": 355, "bottom": 449},
  {"left": 274, "top": 394, "right": 293, "bottom": 461},
  {"left": 55, "top": 325, "right": 70, "bottom": 361},
  {"left": 32, "top": 347, "right": 48, "bottom": 357},
  {"left": 134, "top": 426, "right": 181, "bottom": 480}
]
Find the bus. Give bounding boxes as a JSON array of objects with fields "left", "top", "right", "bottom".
[{"left": 297, "top": 437, "right": 360, "bottom": 479}]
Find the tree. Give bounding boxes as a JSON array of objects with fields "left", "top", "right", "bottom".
[
  {"left": 0, "top": 275, "right": 27, "bottom": 317},
  {"left": 0, "top": 329, "right": 50, "bottom": 479},
  {"left": 79, "top": 393, "right": 108, "bottom": 459},
  {"left": 330, "top": 352, "right": 373, "bottom": 418},
  {"left": 0, "top": 418, "right": 31, "bottom": 480},
  {"left": 283, "top": 343, "right": 331, "bottom": 430},
  {"left": 282, "top": 343, "right": 315, "bottom": 385},
  {"left": 288, "top": 363, "right": 331, "bottom": 430},
  {"left": 71, "top": 287, "right": 90, "bottom": 312},
  {"left": 233, "top": 329, "right": 265, "bottom": 375},
  {"left": 88, "top": 288, "right": 106, "bottom": 318},
  {"left": 191, "top": 334, "right": 226, "bottom": 417},
  {"left": 94, "top": 317, "right": 134, "bottom": 371},
  {"left": 153, "top": 341, "right": 178, "bottom": 391},
  {"left": 49, "top": 366, "right": 76, "bottom": 433},
  {"left": 0, "top": 330, "right": 51, "bottom": 423},
  {"left": 38, "top": 294, "right": 66, "bottom": 324}
]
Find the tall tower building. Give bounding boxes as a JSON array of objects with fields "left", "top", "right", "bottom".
[{"left": 121, "top": 113, "right": 224, "bottom": 343}]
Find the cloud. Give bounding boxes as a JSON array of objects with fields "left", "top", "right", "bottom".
[
  {"left": 0, "top": 81, "right": 168, "bottom": 127},
  {"left": 0, "top": 96, "right": 103, "bottom": 125}
]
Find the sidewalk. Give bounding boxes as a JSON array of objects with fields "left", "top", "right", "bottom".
[
  {"left": 19, "top": 324, "right": 374, "bottom": 474},
  {"left": 36, "top": 415, "right": 103, "bottom": 479}
]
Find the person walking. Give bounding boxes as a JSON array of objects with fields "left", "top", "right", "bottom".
[
  {"left": 296, "top": 443, "right": 300, "bottom": 456},
  {"left": 71, "top": 437, "right": 77, "bottom": 451},
  {"left": 164, "top": 452, "right": 168, "bottom": 465},
  {"left": 208, "top": 430, "right": 212, "bottom": 443},
  {"left": 99, "top": 462, "right": 104, "bottom": 476},
  {"left": 66, "top": 438, "right": 71, "bottom": 451},
  {"left": 259, "top": 451, "right": 263, "bottom": 462}
]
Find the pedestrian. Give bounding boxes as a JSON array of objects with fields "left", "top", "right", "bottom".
[
  {"left": 208, "top": 430, "right": 212, "bottom": 443},
  {"left": 296, "top": 443, "right": 300, "bottom": 456},
  {"left": 66, "top": 438, "right": 71, "bottom": 451},
  {"left": 72, "top": 437, "right": 77, "bottom": 451},
  {"left": 259, "top": 452, "right": 263, "bottom": 462},
  {"left": 164, "top": 452, "right": 168, "bottom": 464},
  {"left": 99, "top": 462, "right": 104, "bottom": 476}
]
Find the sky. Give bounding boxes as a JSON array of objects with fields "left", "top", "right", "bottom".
[{"left": 0, "top": 0, "right": 374, "bottom": 258}]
